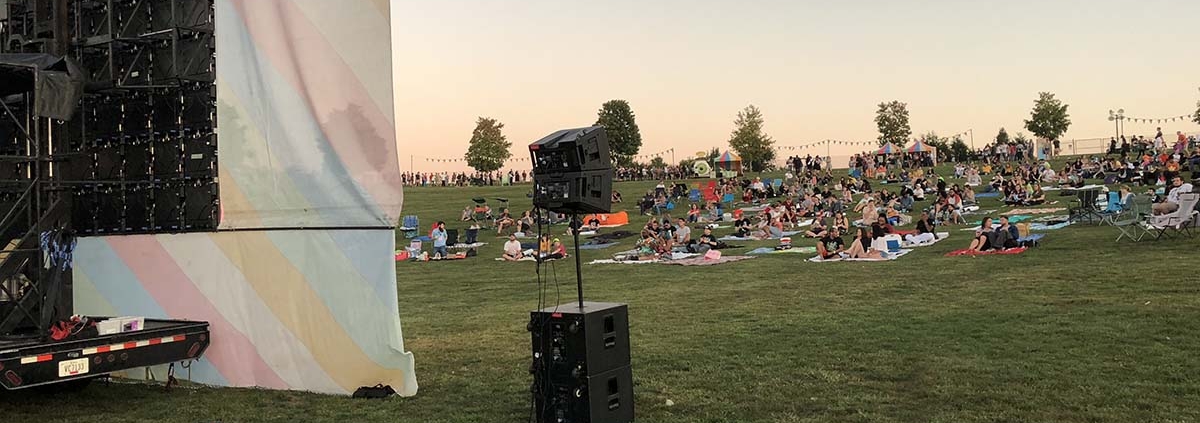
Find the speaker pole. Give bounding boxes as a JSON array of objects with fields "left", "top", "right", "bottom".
[{"left": 572, "top": 214, "right": 584, "bottom": 309}]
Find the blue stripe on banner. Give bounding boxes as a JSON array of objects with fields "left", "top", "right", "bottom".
[
  {"left": 72, "top": 238, "right": 230, "bottom": 386},
  {"left": 216, "top": 0, "right": 383, "bottom": 228}
]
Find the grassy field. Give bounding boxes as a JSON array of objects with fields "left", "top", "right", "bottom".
[{"left": 4, "top": 164, "right": 1200, "bottom": 423}]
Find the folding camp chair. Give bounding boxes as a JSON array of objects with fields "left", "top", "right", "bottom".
[
  {"left": 1099, "top": 192, "right": 1128, "bottom": 226},
  {"left": 1112, "top": 193, "right": 1154, "bottom": 242},
  {"left": 1147, "top": 193, "right": 1200, "bottom": 240},
  {"left": 688, "top": 189, "right": 701, "bottom": 203},
  {"left": 721, "top": 193, "right": 734, "bottom": 204},
  {"left": 400, "top": 215, "right": 419, "bottom": 238},
  {"left": 1068, "top": 189, "right": 1103, "bottom": 224}
]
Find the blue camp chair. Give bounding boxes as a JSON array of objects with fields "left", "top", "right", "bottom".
[
  {"left": 688, "top": 189, "right": 701, "bottom": 203},
  {"left": 1104, "top": 192, "right": 1122, "bottom": 213},
  {"left": 666, "top": 201, "right": 676, "bottom": 211},
  {"left": 400, "top": 215, "right": 419, "bottom": 238},
  {"left": 721, "top": 193, "right": 734, "bottom": 204}
]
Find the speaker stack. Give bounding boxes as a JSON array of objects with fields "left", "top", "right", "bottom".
[
  {"left": 527, "top": 127, "right": 630, "bottom": 423},
  {"left": 528, "top": 127, "right": 613, "bottom": 215},
  {"left": 530, "top": 302, "right": 633, "bottom": 423}
]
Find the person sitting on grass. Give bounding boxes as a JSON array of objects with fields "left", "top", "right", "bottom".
[
  {"left": 997, "top": 216, "right": 1020, "bottom": 244},
  {"left": 845, "top": 227, "right": 884, "bottom": 259},
  {"left": 460, "top": 205, "right": 473, "bottom": 222},
  {"left": 816, "top": 227, "right": 846, "bottom": 260},
  {"left": 687, "top": 203, "right": 702, "bottom": 223},
  {"left": 694, "top": 227, "right": 720, "bottom": 254},
  {"left": 832, "top": 212, "right": 850, "bottom": 233},
  {"left": 906, "top": 211, "right": 937, "bottom": 244},
  {"left": 758, "top": 216, "right": 785, "bottom": 239},
  {"left": 968, "top": 217, "right": 995, "bottom": 252},
  {"left": 1024, "top": 184, "right": 1046, "bottom": 206},
  {"left": 805, "top": 217, "right": 829, "bottom": 238},
  {"left": 636, "top": 232, "right": 661, "bottom": 260},
  {"left": 961, "top": 187, "right": 977, "bottom": 206},
  {"left": 502, "top": 234, "right": 524, "bottom": 261},
  {"left": 542, "top": 238, "right": 567, "bottom": 260},
  {"left": 871, "top": 214, "right": 895, "bottom": 239},
  {"left": 495, "top": 208, "right": 516, "bottom": 234},
  {"left": 674, "top": 218, "right": 692, "bottom": 245},
  {"left": 611, "top": 190, "right": 623, "bottom": 203}
]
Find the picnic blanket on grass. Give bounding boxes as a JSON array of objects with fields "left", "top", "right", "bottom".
[
  {"left": 589, "top": 252, "right": 700, "bottom": 265},
  {"left": 901, "top": 232, "right": 950, "bottom": 248},
  {"left": 975, "top": 192, "right": 1001, "bottom": 198},
  {"left": 1029, "top": 222, "right": 1071, "bottom": 231},
  {"left": 1017, "top": 234, "right": 1045, "bottom": 245},
  {"left": 807, "top": 249, "right": 913, "bottom": 263},
  {"left": 578, "top": 242, "right": 620, "bottom": 250},
  {"left": 944, "top": 247, "right": 1028, "bottom": 257},
  {"left": 1006, "top": 207, "right": 1067, "bottom": 215},
  {"left": 662, "top": 256, "right": 755, "bottom": 266},
  {"left": 449, "top": 242, "right": 486, "bottom": 249},
  {"left": 745, "top": 246, "right": 818, "bottom": 255}
]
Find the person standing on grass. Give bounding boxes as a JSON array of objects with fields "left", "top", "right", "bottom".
[{"left": 431, "top": 221, "right": 448, "bottom": 259}]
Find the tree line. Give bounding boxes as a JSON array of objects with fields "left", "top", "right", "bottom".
[{"left": 462, "top": 92, "right": 1076, "bottom": 173}]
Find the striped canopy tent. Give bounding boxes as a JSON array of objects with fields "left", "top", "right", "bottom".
[
  {"left": 716, "top": 150, "right": 743, "bottom": 173},
  {"left": 876, "top": 142, "right": 901, "bottom": 155},
  {"left": 907, "top": 140, "right": 938, "bottom": 165}
]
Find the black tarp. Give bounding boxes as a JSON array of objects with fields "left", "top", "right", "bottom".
[{"left": 0, "top": 54, "right": 86, "bottom": 121}]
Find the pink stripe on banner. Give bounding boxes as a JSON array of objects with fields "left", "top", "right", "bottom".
[
  {"left": 107, "top": 235, "right": 289, "bottom": 389},
  {"left": 229, "top": 0, "right": 401, "bottom": 202}
]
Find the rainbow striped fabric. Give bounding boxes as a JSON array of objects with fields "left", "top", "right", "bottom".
[{"left": 72, "top": 0, "right": 416, "bottom": 396}]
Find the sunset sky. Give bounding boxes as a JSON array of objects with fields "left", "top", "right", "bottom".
[{"left": 391, "top": 0, "right": 1200, "bottom": 172}]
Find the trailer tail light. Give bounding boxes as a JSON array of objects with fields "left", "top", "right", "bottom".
[
  {"left": 187, "top": 342, "right": 201, "bottom": 358},
  {"left": 5, "top": 370, "right": 22, "bottom": 387}
]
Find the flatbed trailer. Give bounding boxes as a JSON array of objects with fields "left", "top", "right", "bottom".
[{"left": 0, "top": 318, "right": 211, "bottom": 390}]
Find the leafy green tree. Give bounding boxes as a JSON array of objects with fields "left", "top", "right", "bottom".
[
  {"left": 875, "top": 100, "right": 911, "bottom": 147},
  {"left": 648, "top": 156, "right": 666, "bottom": 168},
  {"left": 1193, "top": 100, "right": 1200, "bottom": 125},
  {"left": 706, "top": 147, "right": 721, "bottom": 163},
  {"left": 919, "top": 131, "right": 949, "bottom": 152},
  {"left": 1024, "top": 92, "right": 1072, "bottom": 141},
  {"left": 595, "top": 100, "right": 642, "bottom": 166},
  {"left": 1013, "top": 131, "right": 1031, "bottom": 145},
  {"left": 950, "top": 136, "right": 972, "bottom": 162},
  {"left": 727, "top": 105, "right": 776, "bottom": 172},
  {"left": 463, "top": 117, "right": 511, "bottom": 173},
  {"left": 995, "top": 128, "right": 1010, "bottom": 145}
]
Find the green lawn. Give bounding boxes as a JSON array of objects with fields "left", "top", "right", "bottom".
[{"left": 4, "top": 164, "right": 1199, "bottom": 423}]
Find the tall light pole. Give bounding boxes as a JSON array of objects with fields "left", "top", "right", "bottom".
[{"left": 1108, "top": 109, "right": 1125, "bottom": 140}]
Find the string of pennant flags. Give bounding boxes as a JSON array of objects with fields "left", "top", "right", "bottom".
[
  {"left": 419, "top": 147, "right": 680, "bottom": 164},
  {"left": 773, "top": 139, "right": 877, "bottom": 151},
  {"left": 1120, "top": 113, "right": 1197, "bottom": 124}
]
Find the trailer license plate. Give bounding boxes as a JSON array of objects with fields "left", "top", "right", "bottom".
[{"left": 58, "top": 358, "right": 89, "bottom": 378}]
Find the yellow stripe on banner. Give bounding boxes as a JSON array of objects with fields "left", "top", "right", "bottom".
[
  {"left": 70, "top": 269, "right": 120, "bottom": 317},
  {"left": 215, "top": 80, "right": 318, "bottom": 229},
  {"left": 209, "top": 231, "right": 409, "bottom": 392}
]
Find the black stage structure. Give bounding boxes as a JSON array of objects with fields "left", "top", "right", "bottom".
[{"left": 1, "top": 0, "right": 217, "bottom": 343}]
